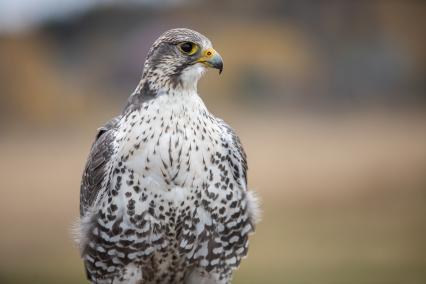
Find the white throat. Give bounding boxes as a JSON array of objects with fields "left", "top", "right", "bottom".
[{"left": 179, "top": 63, "right": 206, "bottom": 92}]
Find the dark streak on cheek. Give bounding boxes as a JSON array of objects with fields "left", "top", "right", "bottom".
[
  {"left": 143, "top": 40, "right": 202, "bottom": 89},
  {"left": 170, "top": 62, "right": 188, "bottom": 88}
]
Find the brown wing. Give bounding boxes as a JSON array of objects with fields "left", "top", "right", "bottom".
[{"left": 80, "top": 117, "right": 120, "bottom": 216}]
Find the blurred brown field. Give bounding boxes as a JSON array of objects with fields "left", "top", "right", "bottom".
[
  {"left": 0, "top": 1, "right": 425, "bottom": 283},
  {"left": 1, "top": 110, "right": 426, "bottom": 283}
]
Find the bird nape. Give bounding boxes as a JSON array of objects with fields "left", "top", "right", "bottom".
[{"left": 77, "top": 28, "right": 260, "bottom": 284}]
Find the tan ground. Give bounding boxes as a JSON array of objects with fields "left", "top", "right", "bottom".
[{"left": 1, "top": 110, "right": 425, "bottom": 283}]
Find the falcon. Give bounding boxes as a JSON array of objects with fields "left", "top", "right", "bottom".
[{"left": 77, "top": 28, "right": 259, "bottom": 284}]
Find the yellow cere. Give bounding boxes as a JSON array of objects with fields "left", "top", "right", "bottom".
[{"left": 204, "top": 48, "right": 215, "bottom": 58}]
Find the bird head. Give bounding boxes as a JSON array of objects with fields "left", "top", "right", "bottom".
[{"left": 141, "top": 28, "right": 223, "bottom": 92}]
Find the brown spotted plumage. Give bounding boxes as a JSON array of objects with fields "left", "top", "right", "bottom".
[{"left": 78, "top": 28, "right": 259, "bottom": 284}]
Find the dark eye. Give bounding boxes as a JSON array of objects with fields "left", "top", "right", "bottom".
[{"left": 178, "top": 42, "right": 198, "bottom": 55}]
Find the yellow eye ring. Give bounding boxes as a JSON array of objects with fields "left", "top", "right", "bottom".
[{"left": 178, "top": 42, "right": 198, "bottom": 55}]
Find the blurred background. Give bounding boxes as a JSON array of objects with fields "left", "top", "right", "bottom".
[{"left": 0, "top": 0, "right": 425, "bottom": 283}]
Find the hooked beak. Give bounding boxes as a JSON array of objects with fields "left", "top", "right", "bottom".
[{"left": 196, "top": 48, "right": 223, "bottom": 74}]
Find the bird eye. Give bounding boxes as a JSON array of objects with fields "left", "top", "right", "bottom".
[{"left": 178, "top": 42, "right": 198, "bottom": 55}]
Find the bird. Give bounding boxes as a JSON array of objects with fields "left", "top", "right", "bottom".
[{"left": 77, "top": 28, "right": 259, "bottom": 284}]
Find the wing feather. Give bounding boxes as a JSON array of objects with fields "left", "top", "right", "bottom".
[
  {"left": 80, "top": 117, "right": 120, "bottom": 216},
  {"left": 218, "top": 120, "right": 248, "bottom": 189}
]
